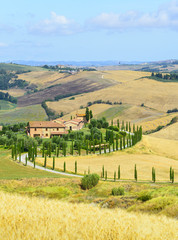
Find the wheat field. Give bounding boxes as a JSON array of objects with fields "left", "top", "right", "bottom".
[{"left": 0, "top": 191, "right": 177, "bottom": 240}]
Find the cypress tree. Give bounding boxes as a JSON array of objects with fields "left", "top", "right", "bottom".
[
  {"left": 101, "top": 133, "right": 103, "bottom": 143},
  {"left": 133, "top": 124, "right": 135, "bottom": 133},
  {"left": 117, "top": 119, "right": 120, "bottom": 129},
  {"left": 170, "top": 166, "right": 172, "bottom": 181},
  {"left": 116, "top": 137, "right": 118, "bottom": 151},
  {"left": 118, "top": 165, "right": 120, "bottom": 180},
  {"left": 49, "top": 142, "right": 52, "bottom": 157},
  {"left": 64, "top": 161, "right": 66, "bottom": 172},
  {"left": 111, "top": 119, "right": 113, "bottom": 126},
  {"left": 11, "top": 145, "right": 14, "bottom": 159},
  {"left": 52, "top": 156, "right": 55, "bottom": 170},
  {"left": 105, "top": 170, "right": 107, "bottom": 181},
  {"left": 89, "top": 110, "right": 93, "bottom": 120},
  {"left": 113, "top": 140, "right": 115, "bottom": 152},
  {"left": 44, "top": 155, "right": 47, "bottom": 168},
  {"left": 122, "top": 120, "right": 125, "bottom": 130},
  {"left": 171, "top": 169, "right": 174, "bottom": 183},
  {"left": 123, "top": 136, "right": 125, "bottom": 149},
  {"left": 57, "top": 146, "right": 59, "bottom": 157},
  {"left": 120, "top": 138, "right": 122, "bottom": 150},
  {"left": 42, "top": 144, "right": 45, "bottom": 158},
  {"left": 102, "top": 165, "right": 104, "bottom": 178},
  {"left": 127, "top": 138, "right": 129, "bottom": 148},
  {"left": 33, "top": 158, "right": 35, "bottom": 168},
  {"left": 134, "top": 164, "right": 137, "bottom": 181},
  {"left": 75, "top": 161, "right": 77, "bottom": 174},
  {"left": 25, "top": 155, "right": 28, "bottom": 166},
  {"left": 19, "top": 151, "right": 21, "bottom": 163},
  {"left": 99, "top": 142, "right": 101, "bottom": 154},
  {"left": 114, "top": 171, "right": 116, "bottom": 182},
  {"left": 85, "top": 107, "right": 90, "bottom": 122},
  {"left": 32, "top": 147, "right": 35, "bottom": 162},
  {"left": 78, "top": 143, "right": 81, "bottom": 156},
  {"left": 93, "top": 143, "right": 95, "bottom": 154},
  {"left": 89, "top": 141, "right": 92, "bottom": 153},
  {"left": 129, "top": 122, "right": 131, "bottom": 132},
  {"left": 126, "top": 122, "right": 128, "bottom": 131},
  {"left": 109, "top": 141, "right": 111, "bottom": 153},
  {"left": 104, "top": 144, "right": 106, "bottom": 154},
  {"left": 152, "top": 167, "right": 156, "bottom": 183}
]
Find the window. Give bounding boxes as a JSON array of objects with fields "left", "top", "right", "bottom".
[
  {"left": 46, "top": 128, "right": 48, "bottom": 131},
  {"left": 70, "top": 126, "right": 72, "bottom": 130},
  {"left": 46, "top": 133, "right": 48, "bottom": 137},
  {"left": 57, "top": 128, "right": 59, "bottom": 131},
  {"left": 35, "top": 128, "right": 37, "bottom": 131}
]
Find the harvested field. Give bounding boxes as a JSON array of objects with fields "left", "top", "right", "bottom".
[{"left": 151, "top": 122, "right": 178, "bottom": 140}]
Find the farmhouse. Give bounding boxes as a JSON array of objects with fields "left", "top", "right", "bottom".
[
  {"left": 64, "top": 119, "right": 85, "bottom": 131},
  {"left": 27, "top": 121, "right": 67, "bottom": 138},
  {"left": 76, "top": 113, "right": 87, "bottom": 123}
]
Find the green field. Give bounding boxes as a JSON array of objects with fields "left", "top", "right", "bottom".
[
  {"left": 0, "top": 63, "right": 46, "bottom": 72},
  {"left": 96, "top": 105, "right": 130, "bottom": 120},
  {"left": 0, "top": 104, "right": 47, "bottom": 124},
  {"left": 0, "top": 100, "right": 16, "bottom": 110},
  {"left": 0, "top": 148, "right": 61, "bottom": 179}
]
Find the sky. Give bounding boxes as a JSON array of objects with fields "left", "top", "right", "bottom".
[{"left": 0, "top": 0, "right": 178, "bottom": 62}]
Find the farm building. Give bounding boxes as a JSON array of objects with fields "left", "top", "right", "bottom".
[
  {"left": 27, "top": 121, "right": 67, "bottom": 138},
  {"left": 76, "top": 113, "right": 87, "bottom": 123},
  {"left": 64, "top": 119, "right": 85, "bottom": 131}
]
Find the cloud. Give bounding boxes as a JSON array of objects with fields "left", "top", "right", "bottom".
[
  {"left": 29, "top": 12, "right": 82, "bottom": 35},
  {"left": 88, "top": 0, "right": 178, "bottom": 31},
  {"left": 0, "top": 42, "right": 8, "bottom": 47}
]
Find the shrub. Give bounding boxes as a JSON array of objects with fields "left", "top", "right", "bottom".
[
  {"left": 111, "top": 187, "right": 125, "bottom": 196},
  {"left": 81, "top": 173, "right": 99, "bottom": 190},
  {"left": 137, "top": 191, "right": 152, "bottom": 202}
]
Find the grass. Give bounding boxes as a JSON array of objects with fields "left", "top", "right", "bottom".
[
  {"left": 0, "top": 63, "right": 45, "bottom": 72},
  {"left": 96, "top": 104, "right": 130, "bottom": 121},
  {"left": 0, "top": 148, "right": 61, "bottom": 179},
  {"left": 0, "top": 186, "right": 177, "bottom": 239},
  {"left": 0, "top": 104, "right": 47, "bottom": 124},
  {"left": 0, "top": 100, "right": 16, "bottom": 110}
]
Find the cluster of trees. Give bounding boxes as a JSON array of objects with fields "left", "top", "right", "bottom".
[
  {"left": 54, "top": 92, "right": 81, "bottom": 101},
  {"left": 87, "top": 99, "right": 122, "bottom": 107},
  {"left": 85, "top": 107, "right": 93, "bottom": 121},
  {"left": 41, "top": 101, "right": 62, "bottom": 120},
  {"left": 167, "top": 108, "right": 178, "bottom": 113},
  {"left": 88, "top": 118, "right": 109, "bottom": 129},
  {"left": 0, "top": 91, "right": 17, "bottom": 104},
  {"left": 0, "top": 69, "right": 29, "bottom": 90},
  {"left": 151, "top": 72, "right": 178, "bottom": 81}
]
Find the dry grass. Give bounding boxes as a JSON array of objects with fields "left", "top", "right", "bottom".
[
  {"left": 151, "top": 122, "right": 178, "bottom": 140},
  {"left": 0, "top": 191, "right": 177, "bottom": 240},
  {"left": 36, "top": 136, "right": 178, "bottom": 181},
  {"left": 1, "top": 88, "right": 26, "bottom": 97},
  {"left": 140, "top": 113, "right": 178, "bottom": 132},
  {"left": 18, "top": 71, "right": 67, "bottom": 88},
  {"left": 47, "top": 70, "right": 178, "bottom": 116}
]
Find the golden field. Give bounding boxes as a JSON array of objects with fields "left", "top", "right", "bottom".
[
  {"left": 36, "top": 136, "right": 178, "bottom": 181},
  {"left": 150, "top": 122, "right": 178, "bottom": 140},
  {"left": 47, "top": 70, "right": 178, "bottom": 116},
  {"left": 0, "top": 191, "right": 177, "bottom": 240}
]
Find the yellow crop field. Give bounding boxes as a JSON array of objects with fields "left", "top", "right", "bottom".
[
  {"left": 0, "top": 191, "right": 177, "bottom": 240},
  {"left": 140, "top": 113, "right": 178, "bottom": 132},
  {"left": 1, "top": 88, "right": 26, "bottom": 97},
  {"left": 18, "top": 71, "right": 67, "bottom": 88},
  {"left": 151, "top": 122, "right": 178, "bottom": 140},
  {"left": 36, "top": 136, "right": 178, "bottom": 181},
  {"left": 47, "top": 71, "right": 178, "bottom": 116}
]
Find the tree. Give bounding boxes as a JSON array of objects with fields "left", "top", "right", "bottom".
[
  {"left": 118, "top": 165, "right": 120, "bottom": 180},
  {"left": 52, "top": 156, "right": 55, "bottom": 170},
  {"left": 89, "top": 110, "right": 93, "bottom": 120},
  {"left": 64, "top": 161, "right": 66, "bottom": 172},
  {"left": 75, "top": 161, "right": 77, "bottom": 174},
  {"left": 85, "top": 107, "right": 90, "bottom": 122},
  {"left": 134, "top": 164, "right": 137, "bottom": 181},
  {"left": 114, "top": 171, "right": 116, "bottom": 182}
]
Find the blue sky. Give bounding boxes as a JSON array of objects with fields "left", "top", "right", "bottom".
[{"left": 0, "top": 0, "right": 178, "bottom": 62}]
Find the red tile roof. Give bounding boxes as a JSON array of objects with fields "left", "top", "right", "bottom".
[
  {"left": 29, "top": 121, "right": 65, "bottom": 128},
  {"left": 76, "top": 114, "right": 86, "bottom": 117}
]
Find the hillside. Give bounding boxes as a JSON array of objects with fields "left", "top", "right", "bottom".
[{"left": 150, "top": 122, "right": 178, "bottom": 140}]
